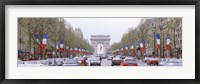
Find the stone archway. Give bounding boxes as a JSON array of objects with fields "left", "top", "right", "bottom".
[
  {"left": 97, "top": 42, "right": 103, "bottom": 54},
  {"left": 90, "top": 35, "right": 111, "bottom": 55}
]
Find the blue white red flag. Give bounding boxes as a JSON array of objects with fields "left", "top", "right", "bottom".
[
  {"left": 60, "top": 39, "right": 64, "bottom": 53},
  {"left": 146, "top": 39, "right": 149, "bottom": 48},
  {"left": 166, "top": 34, "right": 170, "bottom": 50},
  {"left": 41, "top": 34, "right": 48, "bottom": 50},
  {"left": 140, "top": 40, "right": 145, "bottom": 52},
  {"left": 156, "top": 33, "right": 161, "bottom": 50},
  {"left": 35, "top": 34, "right": 39, "bottom": 43}
]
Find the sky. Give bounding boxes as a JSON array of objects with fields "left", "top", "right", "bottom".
[{"left": 64, "top": 18, "right": 142, "bottom": 45}]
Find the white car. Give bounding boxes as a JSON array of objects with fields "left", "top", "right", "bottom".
[
  {"left": 89, "top": 57, "right": 101, "bottom": 66},
  {"left": 165, "top": 59, "right": 182, "bottom": 66},
  {"left": 18, "top": 60, "right": 47, "bottom": 67},
  {"left": 107, "top": 56, "right": 113, "bottom": 60},
  {"left": 74, "top": 57, "right": 83, "bottom": 64},
  {"left": 63, "top": 59, "right": 79, "bottom": 66},
  {"left": 55, "top": 58, "right": 64, "bottom": 66},
  {"left": 143, "top": 57, "right": 150, "bottom": 62},
  {"left": 49, "top": 60, "right": 57, "bottom": 66},
  {"left": 40, "top": 60, "right": 50, "bottom": 65},
  {"left": 101, "top": 55, "right": 107, "bottom": 59}
]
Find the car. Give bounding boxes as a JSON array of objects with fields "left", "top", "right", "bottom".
[
  {"left": 120, "top": 56, "right": 126, "bottom": 59},
  {"left": 95, "top": 55, "right": 101, "bottom": 57},
  {"left": 18, "top": 60, "right": 50, "bottom": 66},
  {"left": 147, "top": 57, "right": 159, "bottom": 66},
  {"left": 83, "top": 55, "right": 90, "bottom": 59},
  {"left": 101, "top": 55, "right": 107, "bottom": 59},
  {"left": 112, "top": 57, "right": 122, "bottom": 66},
  {"left": 18, "top": 60, "right": 25, "bottom": 64},
  {"left": 158, "top": 58, "right": 170, "bottom": 66},
  {"left": 74, "top": 57, "right": 83, "bottom": 64},
  {"left": 120, "top": 58, "right": 138, "bottom": 66},
  {"left": 55, "top": 58, "right": 64, "bottom": 66},
  {"left": 164, "top": 59, "right": 182, "bottom": 66},
  {"left": 107, "top": 56, "right": 113, "bottom": 60},
  {"left": 143, "top": 57, "right": 150, "bottom": 62},
  {"left": 49, "top": 59, "right": 57, "bottom": 66},
  {"left": 40, "top": 60, "right": 50, "bottom": 65},
  {"left": 63, "top": 59, "right": 80, "bottom": 66},
  {"left": 89, "top": 57, "right": 101, "bottom": 66}
]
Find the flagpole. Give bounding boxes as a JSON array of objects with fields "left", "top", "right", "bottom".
[{"left": 163, "top": 31, "right": 165, "bottom": 58}]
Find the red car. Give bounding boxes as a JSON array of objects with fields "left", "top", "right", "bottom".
[
  {"left": 120, "top": 58, "right": 138, "bottom": 66},
  {"left": 147, "top": 58, "right": 159, "bottom": 66}
]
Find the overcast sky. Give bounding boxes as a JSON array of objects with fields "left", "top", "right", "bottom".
[{"left": 64, "top": 18, "right": 141, "bottom": 45}]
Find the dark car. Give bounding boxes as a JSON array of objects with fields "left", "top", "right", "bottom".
[
  {"left": 120, "top": 58, "right": 138, "bottom": 66},
  {"left": 112, "top": 57, "right": 122, "bottom": 66}
]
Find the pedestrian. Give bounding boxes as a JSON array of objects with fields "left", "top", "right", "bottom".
[{"left": 80, "top": 59, "right": 87, "bottom": 66}]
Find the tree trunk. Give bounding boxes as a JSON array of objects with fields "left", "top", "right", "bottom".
[
  {"left": 174, "top": 25, "right": 176, "bottom": 51},
  {"left": 20, "top": 27, "right": 22, "bottom": 50},
  {"left": 29, "top": 33, "right": 32, "bottom": 54}
]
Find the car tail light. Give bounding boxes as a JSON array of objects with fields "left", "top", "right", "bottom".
[
  {"left": 129, "top": 64, "right": 138, "bottom": 66},
  {"left": 123, "top": 63, "right": 128, "bottom": 66}
]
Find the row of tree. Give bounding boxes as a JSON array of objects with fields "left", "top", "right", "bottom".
[
  {"left": 108, "top": 18, "right": 182, "bottom": 57},
  {"left": 18, "top": 18, "right": 93, "bottom": 56}
]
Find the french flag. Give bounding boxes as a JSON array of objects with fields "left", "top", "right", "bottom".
[
  {"left": 41, "top": 34, "right": 48, "bottom": 50},
  {"left": 35, "top": 34, "right": 39, "bottom": 43},
  {"left": 70, "top": 48, "right": 73, "bottom": 53},
  {"left": 146, "top": 39, "right": 149, "bottom": 48},
  {"left": 131, "top": 43, "right": 134, "bottom": 53},
  {"left": 126, "top": 46, "right": 128, "bottom": 50},
  {"left": 166, "top": 34, "right": 170, "bottom": 50},
  {"left": 156, "top": 33, "right": 161, "bottom": 50},
  {"left": 74, "top": 48, "right": 77, "bottom": 53},
  {"left": 35, "top": 34, "right": 40, "bottom": 52},
  {"left": 82, "top": 49, "right": 85, "bottom": 54},
  {"left": 77, "top": 48, "right": 79, "bottom": 53},
  {"left": 66, "top": 46, "right": 69, "bottom": 52},
  {"left": 79, "top": 48, "right": 81, "bottom": 54},
  {"left": 125, "top": 46, "right": 128, "bottom": 53},
  {"left": 140, "top": 40, "right": 144, "bottom": 52},
  {"left": 121, "top": 48, "right": 123, "bottom": 52},
  {"left": 60, "top": 39, "right": 64, "bottom": 53}
]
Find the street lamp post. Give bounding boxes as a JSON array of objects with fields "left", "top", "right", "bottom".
[
  {"left": 163, "top": 31, "right": 165, "bottom": 58},
  {"left": 152, "top": 23, "right": 156, "bottom": 55}
]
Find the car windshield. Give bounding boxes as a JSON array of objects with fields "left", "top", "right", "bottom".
[
  {"left": 50, "top": 60, "right": 56, "bottom": 63},
  {"left": 113, "top": 57, "right": 121, "bottom": 60},
  {"left": 55, "top": 59, "right": 63, "bottom": 62},
  {"left": 74, "top": 57, "right": 82, "bottom": 60},
  {"left": 90, "top": 57, "right": 100, "bottom": 61},
  {"left": 149, "top": 57, "right": 158, "bottom": 60},
  {"left": 25, "top": 61, "right": 39, "bottom": 64},
  {"left": 167, "top": 59, "right": 181, "bottom": 63},
  {"left": 125, "top": 59, "right": 136, "bottom": 64},
  {"left": 64, "top": 59, "right": 77, "bottom": 64}
]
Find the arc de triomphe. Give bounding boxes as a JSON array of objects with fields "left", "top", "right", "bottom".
[{"left": 90, "top": 35, "right": 111, "bottom": 55}]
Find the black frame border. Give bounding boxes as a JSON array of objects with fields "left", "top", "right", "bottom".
[{"left": 0, "top": 0, "right": 199, "bottom": 84}]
